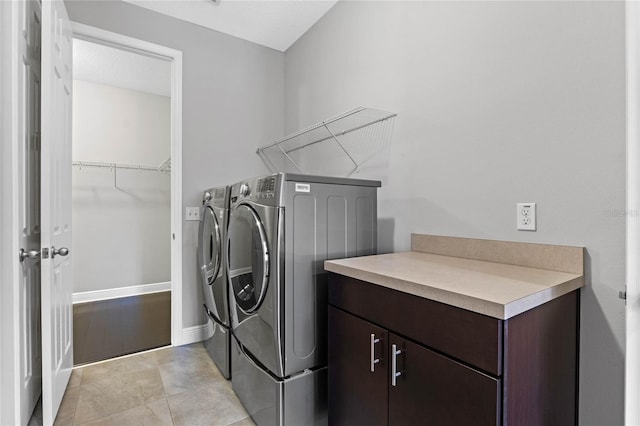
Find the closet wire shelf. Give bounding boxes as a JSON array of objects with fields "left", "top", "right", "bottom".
[
  {"left": 257, "top": 107, "right": 397, "bottom": 177},
  {"left": 72, "top": 158, "right": 171, "bottom": 189}
]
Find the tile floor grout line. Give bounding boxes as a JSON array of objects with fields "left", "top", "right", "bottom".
[
  {"left": 72, "top": 400, "right": 141, "bottom": 426},
  {"left": 67, "top": 353, "right": 159, "bottom": 425},
  {"left": 158, "top": 363, "right": 177, "bottom": 425},
  {"left": 165, "top": 371, "right": 232, "bottom": 396},
  {"left": 165, "top": 393, "right": 178, "bottom": 426},
  {"left": 57, "top": 343, "right": 249, "bottom": 426},
  {"left": 69, "top": 385, "right": 81, "bottom": 426},
  {"left": 70, "top": 376, "right": 168, "bottom": 425}
]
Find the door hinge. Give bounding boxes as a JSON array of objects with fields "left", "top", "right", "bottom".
[
  {"left": 42, "top": 248, "right": 49, "bottom": 259},
  {"left": 619, "top": 289, "right": 627, "bottom": 300}
]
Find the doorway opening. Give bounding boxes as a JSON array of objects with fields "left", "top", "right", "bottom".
[
  {"left": 71, "top": 37, "right": 173, "bottom": 365},
  {"left": 72, "top": 23, "right": 182, "bottom": 365}
]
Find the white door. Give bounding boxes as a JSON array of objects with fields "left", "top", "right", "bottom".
[
  {"left": 17, "top": 0, "right": 43, "bottom": 424},
  {"left": 40, "top": 0, "right": 73, "bottom": 424}
]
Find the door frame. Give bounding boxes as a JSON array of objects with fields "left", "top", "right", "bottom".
[
  {"left": 71, "top": 23, "right": 185, "bottom": 346},
  {"left": 626, "top": 1, "right": 640, "bottom": 424},
  {"left": 0, "top": 1, "right": 21, "bottom": 423}
]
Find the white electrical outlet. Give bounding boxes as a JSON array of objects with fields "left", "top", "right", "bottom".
[
  {"left": 186, "top": 207, "right": 200, "bottom": 221},
  {"left": 517, "top": 203, "right": 536, "bottom": 231}
]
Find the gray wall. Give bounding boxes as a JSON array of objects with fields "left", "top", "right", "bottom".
[
  {"left": 72, "top": 81, "right": 171, "bottom": 293},
  {"left": 72, "top": 168, "right": 171, "bottom": 293},
  {"left": 66, "top": 0, "right": 282, "bottom": 327},
  {"left": 284, "top": 2, "right": 625, "bottom": 424}
]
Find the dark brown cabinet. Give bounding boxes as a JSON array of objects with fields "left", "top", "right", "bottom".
[
  {"left": 388, "top": 333, "right": 500, "bottom": 425},
  {"left": 329, "top": 307, "right": 500, "bottom": 426},
  {"left": 328, "top": 274, "right": 579, "bottom": 426},
  {"left": 328, "top": 307, "right": 388, "bottom": 426}
]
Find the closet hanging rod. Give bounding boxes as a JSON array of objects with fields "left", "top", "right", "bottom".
[{"left": 72, "top": 160, "right": 170, "bottom": 173}]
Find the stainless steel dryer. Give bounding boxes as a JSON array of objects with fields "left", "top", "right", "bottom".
[
  {"left": 227, "top": 173, "right": 380, "bottom": 425},
  {"left": 197, "top": 185, "right": 231, "bottom": 379}
]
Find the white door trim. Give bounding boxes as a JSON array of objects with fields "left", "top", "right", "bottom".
[
  {"left": 0, "top": 2, "right": 4, "bottom": 419},
  {"left": 0, "top": 1, "right": 21, "bottom": 423},
  {"left": 626, "top": 2, "right": 640, "bottom": 424},
  {"left": 70, "top": 23, "right": 184, "bottom": 346}
]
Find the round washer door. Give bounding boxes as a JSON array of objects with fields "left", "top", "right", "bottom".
[
  {"left": 197, "top": 206, "right": 222, "bottom": 286},
  {"left": 227, "top": 204, "right": 269, "bottom": 313}
]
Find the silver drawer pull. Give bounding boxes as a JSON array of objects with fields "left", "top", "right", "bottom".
[
  {"left": 391, "top": 344, "right": 402, "bottom": 386},
  {"left": 370, "top": 333, "right": 381, "bottom": 372}
]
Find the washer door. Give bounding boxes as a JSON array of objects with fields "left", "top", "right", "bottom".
[
  {"left": 198, "top": 206, "right": 222, "bottom": 286},
  {"left": 228, "top": 204, "right": 269, "bottom": 314}
]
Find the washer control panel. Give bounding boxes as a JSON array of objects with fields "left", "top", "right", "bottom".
[{"left": 203, "top": 186, "right": 230, "bottom": 208}]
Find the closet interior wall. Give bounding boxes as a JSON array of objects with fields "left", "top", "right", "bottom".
[{"left": 72, "top": 79, "right": 171, "bottom": 296}]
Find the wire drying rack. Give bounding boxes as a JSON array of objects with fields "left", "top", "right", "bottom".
[{"left": 257, "top": 107, "right": 397, "bottom": 177}]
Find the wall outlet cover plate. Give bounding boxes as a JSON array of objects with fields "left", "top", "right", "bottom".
[
  {"left": 517, "top": 202, "right": 536, "bottom": 231},
  {"left": 186, "top": 207, "right": 200, "bottom": 221}
]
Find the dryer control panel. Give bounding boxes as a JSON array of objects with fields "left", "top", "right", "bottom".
[
  {"left": 230, "top": 173, "right": 283, "bottom": 207},
  {"left": 255, "top": 176, "right": 276, "bottom": 200},
  {"left": 257, "top": 176, "right": 276, "bottom": 193}
]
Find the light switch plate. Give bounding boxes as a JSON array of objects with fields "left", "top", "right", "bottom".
[
  {"left": 186, "top": 207, "right": 200, "bottom": 221},
  {"left": 517, "top": 203, "right": 536, "bottom": 231}
]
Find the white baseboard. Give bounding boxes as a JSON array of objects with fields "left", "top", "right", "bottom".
[
  {"left": 181, "top": 320, "right": 214, "bottom": 345},
  {"left": 72, "top": 281, "right": 171, "bottom": 304}
]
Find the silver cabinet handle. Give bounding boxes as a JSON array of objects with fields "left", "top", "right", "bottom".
[
  {"left": 51, "top": 246, "right": 69, "bottom": 258},
  {"left": 391, "top": 344, "right": 402, "bottom": 386},
  {"left": 19, "top": 249, "right": 40, "bottom": 262},
  {"left": 370, "top": 333, "right": 381, "bottom": 372}
]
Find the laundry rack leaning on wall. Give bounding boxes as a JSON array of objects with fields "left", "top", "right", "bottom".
[
  {"left": 72, "top": 158, "right": 171, "bottom": 189},
  {"left": 257, "top": 107, "right": 397, "bottom": 177}
]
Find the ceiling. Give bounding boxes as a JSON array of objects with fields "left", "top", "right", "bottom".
[
  {"left": 122, "top": 0, "right": 337, "bottom": 52},
  {"left": 73, "top": 1, "right": 336, "bottom": 94},
  {"left": 73, "top": 38, "right": 171, "bottom": 96}
]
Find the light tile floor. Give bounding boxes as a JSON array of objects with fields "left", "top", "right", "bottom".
[{"left": 31, "top": 343, "right": 255, "bottom": 426}]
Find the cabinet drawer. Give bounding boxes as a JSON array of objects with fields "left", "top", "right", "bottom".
[{"left": 328, "top": 273, "right": 503, "bottom": 376}]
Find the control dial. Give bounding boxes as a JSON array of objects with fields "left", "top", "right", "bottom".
[
  {"left": 203, "top": 191, "right": 212, "bottom": 202},
  {"left": 239, "top": 183, "right": 250, "bottom": 197}
]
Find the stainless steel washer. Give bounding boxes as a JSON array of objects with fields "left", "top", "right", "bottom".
[
  {"left": 197, "top": 185, "right": 231, "bottom": 379},
  {"left": 227, "top": 173, "right": 380, "bottom": 425}
]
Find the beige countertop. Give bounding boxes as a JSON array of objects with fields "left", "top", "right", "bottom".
[{"left": 324, "top": 251, "right": 585, "bottom": 320}]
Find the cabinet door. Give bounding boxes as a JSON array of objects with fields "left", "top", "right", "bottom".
[
  {"left": 389, "top": 334, "right": 500, "bottom": 426},
  {"left": 328, "top": 306, "right": 388, "bottom": 426}
]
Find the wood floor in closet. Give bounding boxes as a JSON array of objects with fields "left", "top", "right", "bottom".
[{"left": 73, "top": 291, "right": 171, "bottom": 365}]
